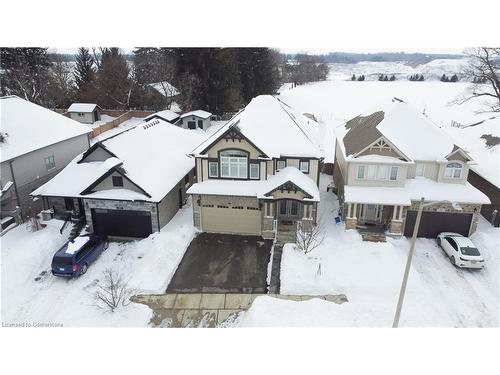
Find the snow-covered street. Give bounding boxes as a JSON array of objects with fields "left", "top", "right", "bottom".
[
  {"left": 1, "top": 201, "right": 197, "bottom": 327},
  {"left": 235, "top": 174, "right": 499, "bottom": 327}
]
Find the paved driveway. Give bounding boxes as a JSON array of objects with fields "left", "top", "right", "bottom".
[{"left": 167, "top": 233, "right": 273, "bottom": 293}]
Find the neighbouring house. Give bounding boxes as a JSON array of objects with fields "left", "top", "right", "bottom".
[
  {"left": 0, "top": 96, "right": 91, "bottom": 223},
  {"left": 446, "top": 116, "right": 500, "bottom": 227},
  {"left": 31, "top": 117, "right": 203, "bottom": 239},
  {"left": 143, "top": 109, "right": 180, "bottom": 124},
  {"left": 178, "top": 110, "right": 213, "bottom": 131},
  {"left": 67, "top": 103, "right": 102, "bottom": 124},
  {"left": 187, "top": 95, "right": 322, "bottom": 242},
  {"left": 333, "top": 99, "right": 490, "bottom": 238}
]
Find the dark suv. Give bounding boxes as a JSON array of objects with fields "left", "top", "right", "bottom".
[{"left": 51, "top": 234, "right": 108, "bottom": 278}]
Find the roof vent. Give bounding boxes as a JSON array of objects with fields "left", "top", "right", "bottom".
[{"left": 142, "top": 119, "right": 160, "bottom": 130}]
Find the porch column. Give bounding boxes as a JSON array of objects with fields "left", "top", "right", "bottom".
[
  {"left": 352, "top": 203, "right": 357, "bottom": 219},
  {"left": 392, "top": 205, "right": 398, "bottom": 220},
  {"left": 347, "top": 203, "right": 352, "bottom": 218},
  {"left": 399, "top": 205, "right": 404, "bottom": 220}
]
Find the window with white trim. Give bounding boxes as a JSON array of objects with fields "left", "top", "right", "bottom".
[
  {"left": 390, "top": 166, "right": 399, "bottom": 181},
  {"left": 367, "top": 165, "right": 377, "bottom": 180},
  {"left": 45, "top": 155, "right": 56, "bottom": 171},
  {"left": 444, "top": 162, "right": 462, "bottom": 178},
  {"left": 220, "top": 150, "right": 247, "bottom": 178},
  {"left": 276, "top": 159, "right": 286, "bottom": 172},
  {"left": 416, "top": 163, "right": 425, "bottom": 177},
  {"left": 208, "top": 161, "right": 218, "bottom": 178},
  {"left": 299, "top": 160, "right": 310, "bottom": 173},
  {"left": 357, "top": 165, "right": 365, "bottom": 179},
  {"left": 250, "top": 163, "right": 260, "bottom": 179},
  {"left": 377, "top": 165, "right": 388, "bottom": 180}
]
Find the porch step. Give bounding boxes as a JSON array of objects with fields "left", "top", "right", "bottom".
[{"left": 361, "top": 232, "right": 386, "bottom": 242}]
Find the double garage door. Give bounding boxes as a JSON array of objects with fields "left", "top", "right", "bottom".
[
  {"left": 201, "top": 205, "right": 261, "bottom": 235},
  {"left": 91, "top": 208, "right": 152, "bottom": 238},
  {"left": 404, "top": 211, "right": 473, "bottom": 238}
]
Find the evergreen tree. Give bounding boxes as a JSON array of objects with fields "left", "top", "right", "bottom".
[
  {"left": 357, "top": 75, "right": 365, "bottom": 81},
  {"left": 384, "top": 75, "right": 389, "bottom": 81},
  {"left": 390, "top": 75, "right": 396, "bottom": 81},
  {"left": 450, "top": 74, "right": 458, "bottom": 82},
  {"left": 73, "top": 47, "right": 97, "bottom": 102},
  {"left": 378, "top": 74, "right": 384, "bottom": 81},
  {"left": 351, "top": 74, "right": 356, "bottom": 81},
  {"left": 95, "top": 48, "right": 132, "bottom": 109}
]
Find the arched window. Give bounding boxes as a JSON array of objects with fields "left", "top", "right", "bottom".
[
  {"left": 444, "top": 162, "right": 463, "bottom": 178},
  {"left": 220, "top": 150, "right": 248, "bottom": 178}
]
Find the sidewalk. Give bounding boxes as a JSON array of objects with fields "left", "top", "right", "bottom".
[{"left": 131, "top": 293, "right": 348, "bottom": 327}]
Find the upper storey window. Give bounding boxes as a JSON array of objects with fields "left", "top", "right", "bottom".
[
  {"left": 444, "top": 162, "right": 463, "bottom": 179},
  {"left": 220, "top": 150, "right": 247, "bottom": 178}
]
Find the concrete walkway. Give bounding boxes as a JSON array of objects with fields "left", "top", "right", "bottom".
[{"left": 131, "top": 293, "right": 348, "bottom": 328}]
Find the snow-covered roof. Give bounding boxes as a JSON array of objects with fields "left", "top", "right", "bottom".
[
  {"left": 345, "top": 177, "right": 490, "bottom": 205},
  {"left": 147, "top": 81, "right": 180, "bottom": 98},
  {"left": 144, "top": 109, "right": 180, "bottom": 123},
  {"left": 339, "top": 100, "right": 471, "bottom": 162},
  {"left": 67, "top": 103, "right": 100, "bottom": 113},
  {"left": 444, "top": 116, "right": 500, "bottom": 189},
  {"left": 187, "top": 166, "right": 320, "bottom": 202},
  {"left": 191, "top": 95, "right": 322, "bottom": 159},
  {"left": 180, "top": 110, "right": 212, "bottom": 120},
  {"left": 0, "top": 96, "right": 91, "bottom": 162},
  {"left": 346, "top": 154, "right": 412, "bottom": 165},
  {"left": 32, "top": 118, "right": 204, "bottom": 202}
]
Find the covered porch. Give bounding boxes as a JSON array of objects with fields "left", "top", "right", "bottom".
[{"left": 343, "top": 185, "right": 412, "bottom": 236}]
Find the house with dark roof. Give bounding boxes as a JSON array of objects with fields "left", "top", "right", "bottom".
[
  {"left": 333, "top": 99, "right": 490, "bottom": 238},
  {"left": 1, "top": 96, "right": 91, "bottom": 225},
  {"left": 31, "top": 118, "right": 203, "bottom": 239},
  {"left": 67, "top": 103, "right": 102, "bottom": 124},
  {"left": 187, "top": 95, "right": 323, "bottom": 242}
]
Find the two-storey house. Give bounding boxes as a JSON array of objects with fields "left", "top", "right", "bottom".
[
  {"left": 187, "top": 95, "right": 322, "bottom": 241},
  {"left": 333, "top": 100, "right": 490, "bottom": 238}
]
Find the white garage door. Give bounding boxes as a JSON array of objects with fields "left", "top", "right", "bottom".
[{"left": 201, "top": 205, "right": 261, "bottom": 235}]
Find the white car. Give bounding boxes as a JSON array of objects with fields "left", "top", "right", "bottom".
[{"left": 437, "top": 232, "right": 484, "bottom": 269}]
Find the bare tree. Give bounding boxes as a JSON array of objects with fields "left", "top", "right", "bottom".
[
  {"left": 94, "top": 268, "right": 134, "bottom": 312},
  {"left": 458, "top": 47, "right": 500, "bottom": 112},
  {"left": 296, "top": 220, "right": 325, "bottom": 254}
]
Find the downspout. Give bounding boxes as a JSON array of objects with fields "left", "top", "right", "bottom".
[
  {"left": 156, "top": 202, "right": 160, "bottom": 232},
  {"left": 8, "top": 160, "right": 22, "bottom": 218}
]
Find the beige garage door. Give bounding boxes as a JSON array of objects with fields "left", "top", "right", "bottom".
[{"left": 201, "top": 205, "right": 261, "bottom": 235}]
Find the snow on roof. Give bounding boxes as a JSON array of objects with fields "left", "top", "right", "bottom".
[
  {"left": 32, "top": 157, "right": 122, "bottom": 198},
  {"left": 33, "top": 118, "right": 204, "bottom": 202},
  {"left": 67, "top": 103, "right": 100, "bottom": 112},
  {"left": 147, "top": 81, "right": 180, "bottom": 98},
  {"left": 192, "top": 95, "right": 322, "bottom": 159},
  {"left": 339, "top": 101, "right": 467, "bottom": 162},
  {"left": 187, "top": 167, "right": 320, "bottom": 202},
  {"left": 344, "top": 177, "right": 490, "bottom": 205},
  {"left": 65, "top": 236, "right": 90, "bottom": 255},
  {"left": 444, "top": 116, "right": 500, "bottom": 189},
  {"left": 0, "top": 96, "right": 91, "bottom": 162},
  {"left": 144, "top": 109, "right": 180, "bottom": 123},
  {"left": 180, "top": 110, "right": 212, "bottom": 119}
]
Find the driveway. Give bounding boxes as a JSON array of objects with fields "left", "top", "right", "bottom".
[{"left": 166, "top": 233, "right": 273, "bottom": 293}]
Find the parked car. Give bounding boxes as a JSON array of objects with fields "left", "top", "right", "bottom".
[
  {"left": 51, "top": 234, "right": 109, "bottom": 278},
  {"left": 437, "top": 232, "right": 484, "bottom": 269}
]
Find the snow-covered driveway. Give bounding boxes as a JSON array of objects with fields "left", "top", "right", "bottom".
[
  {"left": 1, "top": 202, "right": 197, "bottom": 327},
  {"left": 251, "top": 174, "right": 499, "bottom": 327}
]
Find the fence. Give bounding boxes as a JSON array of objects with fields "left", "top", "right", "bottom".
[{"left": 89, "top": 110, "right": 156, "bottom": 139}]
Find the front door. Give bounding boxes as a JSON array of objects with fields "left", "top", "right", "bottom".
[
  {"left": 278, "top": 200, "right": 300, "bottom": 223},
  {"left": 363, "top": 204, "right": 381, "bottom": 223}
]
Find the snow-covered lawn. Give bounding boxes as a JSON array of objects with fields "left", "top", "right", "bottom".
[
  {"left": 235, "top": 174, "right": 499, "bottom": 327},
  {"left": 1, "top": 202, "right": 197, "bottom": 327}
]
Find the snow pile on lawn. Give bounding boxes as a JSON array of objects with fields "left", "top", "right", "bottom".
[
  {"left": 0, "top": 96, "right": 91, "bottom": 162},
  {"left": 273, "top": 174, "right": 499, "bottom": 327},
  {"left": 192, "top": 95, "right": 322, "bottom": 159},
  {"left": 237, "top": 295, "right": 373, "bottom": 327},
  {"left": 1, "top": 202, "right": 197, "bottom": 327}
]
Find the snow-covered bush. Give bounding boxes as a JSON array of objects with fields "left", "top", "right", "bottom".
[{"left": 94, "top": 268, "right": 134, "bottom": 312}]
